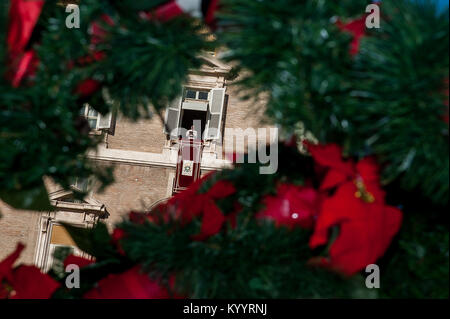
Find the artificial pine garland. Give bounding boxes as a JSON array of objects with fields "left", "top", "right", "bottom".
[{"left": 0, "top": 0, "right": 448, "bottom": 298}]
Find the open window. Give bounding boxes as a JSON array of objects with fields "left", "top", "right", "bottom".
[
  {"left": 80, "top": 104, "right": 114, "bottom": 132},
  {"left": 45, "top": 224, "right": 87, "bottom": 272},
  {"left": 71, "top": 177, "right": 89, "bottom": 193},
  {"left": 164, "top": 87, "right": 226, "bottom": 141},
  {"left": 34, "top": 193, "right": 108, "bottom": 272},
  {"left": 205, "top": 88, "right": 226, "bottom": 140}
]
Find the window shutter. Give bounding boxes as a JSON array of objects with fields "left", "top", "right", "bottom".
[
  {"left": 98, "top": 112, "right": 113, "bottom": 129},
  {"left": 164, "top": 96, "right": 182, "bottom": 137},
  {"left": 206, "top": 88, "right": 226, "bottom": 140}
]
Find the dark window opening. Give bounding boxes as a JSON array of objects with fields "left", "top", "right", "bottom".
[
  {"left": 185, "top": 89, "right": 209, "bottom": 101},
  {"left": 181, "top": 110, "right": 207, "bottom": 139}
]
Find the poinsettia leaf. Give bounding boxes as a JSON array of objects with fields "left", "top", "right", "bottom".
[
  {"left": 0, "top": 182, "right": 53, "bottom": 211},
  {"left": 52, "top": 258, "right": 132, "bottom": 299},
  {"left": 62, "top": 222, "right": 118, "bottom": 261}
]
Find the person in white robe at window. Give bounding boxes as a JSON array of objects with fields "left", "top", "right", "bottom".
[{"left": 186, "top": 125, "right": 198, "bottom": 139}]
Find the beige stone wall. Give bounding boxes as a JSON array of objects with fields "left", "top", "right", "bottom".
[
  {"left": 92, "top": 163, "right": 174, "bottom": 226},
  {"left": 0, "top": 202, "right": 40, "bottom": 264},
  {"left": 223, "top": 85, "right": 271, "bottom": 130},
  {"left": 221, "top": 85, "right": 274, "bottom": 157},
  {"left": 0, "top": 164, "right": 173, "bottom": 263},
  {"left": 107, "top": 114, "right": 168, "bottom": 154}
]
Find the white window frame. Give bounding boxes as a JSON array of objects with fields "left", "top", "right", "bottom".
[
  {"left": 34, "top": 211, "right": 99, "bottom": 272},
  {"left": 184, "top": 88, "right": 210, "bottom": 101},
  {"left": 80, "top": 104, "right": 114, "bottom": 132},
  {"left": 205, "top": 88, "right": 226, "bottom": 141},
  {"left": 71, "top": 177, "right": 90, "bottom": 193},
  {"left": 80, "top": 104, "right": 100, "bottom": 130},
  {"left": 46, "top": 243, "right": 84, "bottom": 273},
  {"left": 164, "top": 86, "right": 227, "bottom": 142}
]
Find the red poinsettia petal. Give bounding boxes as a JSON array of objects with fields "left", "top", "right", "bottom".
[
  {"left": 75, "top": 79, "right": 102, "bottom": 98},
  {"left": 64, "top": 255, "right": 94, "bottom": 269},
  {"left": 356, "top": 157, "right": 380, "bottom": 184},
  {"left": 356, "top": 157, "right": 386, "bottom": 202},
  {"left": 310, "top": 182, "right": 403, "bottom": 276},
  {"left": 183, "top": 195, "right": 208, "bottom": 223},
  {"left": 328, "top": 204, "right": 402, "bottom": 276},
  {"left": 258, "top": 184, "right": 320, "bottom": 229},
  {"left": 111, "top": 228, "right": 127, "bottom": 256},
  {"left": 304, "top": 141, "right": 342, "bottom": 167},
  {"left": 7, "top": 0, "right": 45, "bottom": 56},
  {"left": 193, "top": 201, "right": 226, "bottom": 241},
  {"left": 327, "top": 219, "right": 374, "bottom": 276},
  {"left": 84, "top": 266, "right": 171, "bottom": 299},
  {"left": 367, "top": 205, "right": 403, "bottom": 261},
  {"left": 0, "top": 243, "right": 25, "bottom": 284},
  {"left": 284, "top": 134, "right": 299, "bottom": 148},
  {"left": 10, "top": 50, "right": 37, "bottom": 87},
  {"left": 310, "top": 182, "right": 362, "bottom": 249},
  {"left": 129, "top": 211, "right": 148, "bottom": 224},
  {"left": 169, "top": 172, "right": 213, "bottom": 205},
  {"left": 304, "top": 141, "right": 354, "bottom": 176},
  {"left": 291, "top": 187, "right": 321, "bottom": 228},
  {"left": 320, "top": 169, "right": 350, "bottom": 190},
  {"left": 10, "top": 265, "right": 60, "bottom": 299},
  {"left": 90, "top": 14, "right": 115, "bottom": 46},
  {"left": 112, "top": 228, "right": 126, "bottom": 242},
  {"left": 337, "top": 16, "right": 367, "bottom": 56},
  {"left": 226, "top": 202, "right": 243, "bottom": 229},
  {"left": 207, "top": 180, "right": 236, "bottom": 199},
  {"left": 205, "top": 0, "right": 220, "bottom": 28}
]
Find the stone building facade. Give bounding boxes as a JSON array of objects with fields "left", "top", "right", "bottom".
[{"left": 0, "top": 54, "right": 275, "bottom": 270}]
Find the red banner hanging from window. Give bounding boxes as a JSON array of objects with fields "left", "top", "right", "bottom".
[{"left": 173, "top": 138, "right": 204, "bottom": 194}]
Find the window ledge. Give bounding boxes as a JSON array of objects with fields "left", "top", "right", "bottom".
[{"left": 89, "top": 130, "right": 103, "bottom": 136}]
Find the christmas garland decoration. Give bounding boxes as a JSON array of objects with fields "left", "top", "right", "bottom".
[
  {"left": 0, "top": 0, "right": 449, "bottom": 299},
  {"left": 0, "top": 0, "right": 212, "bottom": 209},
  {"left": 1, "top": 141, "right": 404, "bottom": 298},
  {"left": 217, "top": 0, "right": 449, "bottom": 205}
]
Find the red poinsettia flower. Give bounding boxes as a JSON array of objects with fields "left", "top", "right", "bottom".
[
  {"left": 84, "top": 266, "right": 177, "bottom": 299},
  {"left": 111, "top": 228, "right": 127, "bottom": 256},
  {"left": 309, "top": 182, "right": 403, "bottom": 276},
  {"left": 68, "top": 15, "right": 113, "bottom": 97},
  {"left": 128, "top": 204, "right": 177, "bottom": 225},
  {"left": 305, "top": 142, "right": 403, "bottom": 276},
  {"left": 256, "top": 183, "right": 320, "bottom": 229},
  {"left": 6, "top": 0, "right": 44, "bottom": 87},
  {"left": 90, "top": 14, "right": 115, "bottom": 46},
  {"left": 1, "top": 243, "right": 60, "bottom": 299},
  {"left": 305, "top": 142, "right": 385, "bottom": 201},
  {"left": 7, "top": 0, "right": 44, "bottom": 56},
  {"left": 64, "top": 255, "right": 94, "bottom": 269},
  {"left": 0, "top": 243, "right": 25, "bottom": 286},
  {"left": 9, "top": 265, "right": 60, "bottom": 299},
  {"left": 204, "top": 0, "right": 221, "bottom": 28},
  {"left": 337, "top": 16, "right": 366, "bottom": 56},
  {"left": 336, "top": 14, "right": 367, "bottom": 56},
  {"left": 74, "top": 79, "right": 102, "bottom": 98},
  {"left": 169, "top": 173, "right": 236, "bottom": 240},
  {"left": 149, "top": 0, "right": 220, "bottom": 29}
]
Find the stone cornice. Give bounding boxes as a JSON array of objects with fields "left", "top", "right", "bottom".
[{"left": 88, "top": 146, "right": 232, "bottom": 171}]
